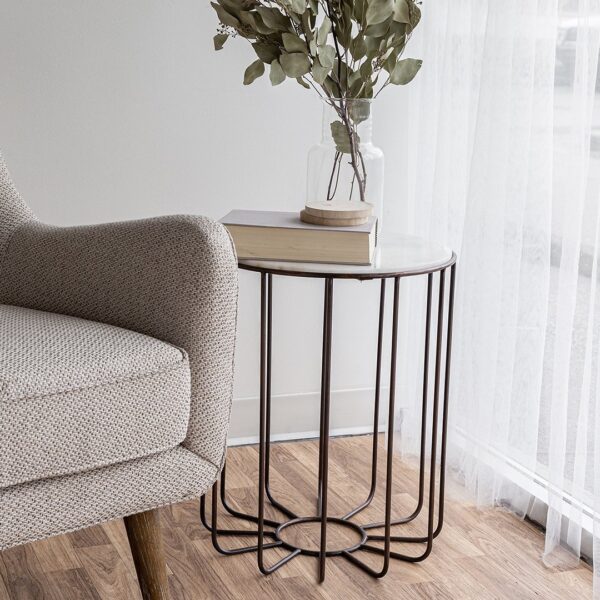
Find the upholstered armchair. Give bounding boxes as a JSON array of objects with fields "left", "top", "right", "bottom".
[{"left": 0, "top": 153, "right": 238, "bottom": 599}]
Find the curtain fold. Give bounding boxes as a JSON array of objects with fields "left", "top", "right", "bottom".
[{"left": 394, "top": 0, "right": 600, "bottom": 595}]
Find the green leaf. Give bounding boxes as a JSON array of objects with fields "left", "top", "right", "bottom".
[
  {"left": 408, "top": 3, "right": 421, "bottom": 30},
  {"left": 239, "top": 11, "right": 276, "bottom": 35},
  {"left": 360, "top": 59, "right": 373, "bottom": 80},
  {"left": 360, "top": 80, "right": 374, "bottom": 98},
  {"left": 252, "top": 42, "right": 280, "bottom": 63},
  {"left": 256, "top": 7, "right": 290, "bottom": 31},
  {"left": 365, "top": 0, "right": 393, "bottom": 26},
  {"left": 270, "top": 59, "right": 286, "bottom": 85},
  {"left": 317, "top": 16, "right": 331, "bottom": 46},
  {"left": 330, "top": 121, "right": 360, "bottom": 154},
  {"left": 282, "top": 32, "right": 308, "bottom": 54},
  {"left": 211, "top": 2, "right": 240, "bottom": 28},
  {"left": 389, "top": 57, "right": 422, "bottom": 84},
  {"left": 392, "top": 0, "right": 410, "bottom": 23},
  {"left": 282, "top": 0, "right": 306, "bottom": 15},
  {"left": 364, "top": 15, "right": 392, "bottom": 37},
  {"left": 213, "top": 33, "right": 229, "bottom": 51},
  {"left": 323, "top": 75, "right": 340, "bottom": 97},
  {"left": 353, "top": 0, "right": 366, "bottom": 21},
  {"left": 280, "top": 52, "right": 311, "bottom": 77},
  {"left": 312, "top": 60, "right": 330, "bottom": 84},
  {"left": 349, "top": 100, "right": 371, "bottom": 124},
  {"left": 365, "top": 35, "right": 381, "bottom": 58},
  {"left": 318, "top": 44, "right": 336, "bottom": 69},
  {"left": 218, "top": 0, "right": 242, "bottom": 16},
  {"left": 350, "top": 35, "right": 367, "bottom": 61},
  {"left": 348, "top": 71, "right": 364, "bottom": 97},
  {"left": 293, "top": 0, "right": 306, "bottom": 13},
  {"left": 383, "top": 48, "right": 400, "bottom": 73},
  {"left": 243, "top": 59, "right": 265, "bottom": 85}
]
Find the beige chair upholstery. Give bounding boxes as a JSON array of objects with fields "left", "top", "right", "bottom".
[{"left": 0, "top": 152, "right": 238, "bottom": 550}]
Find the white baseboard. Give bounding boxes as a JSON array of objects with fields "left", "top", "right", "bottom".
[{"left": 227, "top": 387, "right": 390, "bottom": 446}]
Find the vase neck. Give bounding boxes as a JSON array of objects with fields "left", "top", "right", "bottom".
[{"left": 321, "top": 98, "right": 373, "bottom": 145}]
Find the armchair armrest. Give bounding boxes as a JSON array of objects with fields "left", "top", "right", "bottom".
[{"left": 0, "top": 215, "right": 238, "bottom": 470}]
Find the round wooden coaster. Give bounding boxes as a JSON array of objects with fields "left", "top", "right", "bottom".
[
  {"left": 304, "top": 201, "right": 374, "bottom": 220},
  {"left": 300, "top": 209, "right": 369, "bottom": 227}
]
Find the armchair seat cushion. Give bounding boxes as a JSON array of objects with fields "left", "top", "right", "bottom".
[{"left": 0, "top": 304, "right": 191, "bottom": 488}]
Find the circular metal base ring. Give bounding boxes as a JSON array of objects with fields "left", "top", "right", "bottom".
[{"left": 275, "top": 517, "right": 367, "bottom": 557}]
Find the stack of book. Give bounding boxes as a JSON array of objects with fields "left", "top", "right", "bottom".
[{"left": 220, "top": 210, "right": 377, "bottom": 265}]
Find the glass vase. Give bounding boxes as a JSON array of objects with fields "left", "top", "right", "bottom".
[{"left": 306, "top": 98, "right": 384, "bottom": 229}]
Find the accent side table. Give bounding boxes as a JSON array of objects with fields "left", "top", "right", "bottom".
[{"left": 200, "top": 236, "right": 457, "bottom": 582}]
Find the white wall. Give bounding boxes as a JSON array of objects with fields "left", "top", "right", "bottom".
[{"left": 0, "top": 1, "right": 412, "bottom": 442}]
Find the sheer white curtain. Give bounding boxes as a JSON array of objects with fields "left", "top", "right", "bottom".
[{"left": 394, "top": 0, "right": 600, "bottom": 594}]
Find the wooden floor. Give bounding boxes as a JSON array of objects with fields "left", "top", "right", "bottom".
[{"left": 0, "top": 436, "right": 593, "bottom": 599}]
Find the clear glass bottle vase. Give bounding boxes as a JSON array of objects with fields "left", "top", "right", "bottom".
[{"left": 307, "top": 98, "right": 384, "bottom": 228}]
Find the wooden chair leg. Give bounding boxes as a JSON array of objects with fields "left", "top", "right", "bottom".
[{"left": 124, "top": 509, "right": 170, "bottom": 600}]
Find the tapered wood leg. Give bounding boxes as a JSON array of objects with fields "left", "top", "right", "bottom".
[{"left": 124, "top": 509, "right": 169, "bottom": 600}]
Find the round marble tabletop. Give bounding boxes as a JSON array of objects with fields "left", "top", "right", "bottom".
[{"left": 238, "top": 234, "right": 455, "bottom": 279}]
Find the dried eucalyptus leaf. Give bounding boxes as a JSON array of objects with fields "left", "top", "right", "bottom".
[
  {"left": 312, "top": 60, "right": 330, "bottom": 84},
  {"left": 364, "top": 15, "right": 392, "bottom": 37},
  {"left": 350, "top": 35, "right": 367, "bottom": 61},
  {"left": 348, "top": 70, "right": 362, "bottom": 88},
  {"left": 392, "top": 0, "right": 410, "bottom": 23},
  {"left": 283, "top": 32, "right": 308, "bottom": 54},
  {"left": 360, "top": 59, "right": 373, "bottom": 80},
  {"left": 330, "top": 121, "right": 359, "bottom": 154},
  {"left": 243, "top": 59, "right": 265, "bottom": 85},
  {"left": 211, "top": 2, "right": 240, "bottom": 28},
  {"left": 283, "top": 0, "right": 306, "bottom": 15},
  {"left": 323, "top": 75, "right": 340, "bottom": 96},
  {"left": 338, "top": 8, "right": 353, "bottom": 47},
  {"left": 348, "top": 72, "right": 364, "bottom": 97},
  {"left": 383, "top": 51, "right": 398, "bottom": 73},
  {"left": 365, "top": 35, "right": 381, "bottom": 58},
  {"left": 270, "top": 59, "right": 286, "bottom": 85},
  {"left": 309, "top": 0, "right": 319, "bottom": 14},
  {"left": 309, "top": 38, "right": 318, "bottom": 54},
  {"left": 296, "top": 77, "right": 310, "bottom": 88},
  {"left": 361, "top": 80, "right": 374, "bottom": 98},
  {"left": 213, "top": 33, "right": 229, "bottom": 51},
  {"left": 256, "top": 7, "right": 290, "bottom": 31},
  {"left": 365, "top": 0, "right": 393, "bottom": 26},
  {"left": 318, "top": 44, "right": 336, "bottom": 69},
  {"left": 240, "top": 11, "right": 277, "bottom": 35},
  {"left": 293, "top": 0, "right": 307, "bottom": 13},
  {"left": 252, "top": 42, "right": 280, "bottom": 63},
  {"left": 280, "top": 52, "right": 311, "bottom": 77},
  {"left": 317, "top": 16, "right": 331, "bottom": 46},
  {"left": 349, "top": 100, "right": 371, "bottom": 123},
  {"left": 218, "top": 0, "right": 243, "bottom": 16},
  {"left": 408, "top": 2, "right": 421, "bottom": 30},
  {"left": 353, "top": 0, "right": 366, "bottom": 21},
  {"left": 389, "top": 57, "right": 422, "bottom": 84}
]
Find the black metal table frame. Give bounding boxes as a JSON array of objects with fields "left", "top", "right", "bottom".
[{"left": 200, "top": 256, "right": 456, "bottom": 582}]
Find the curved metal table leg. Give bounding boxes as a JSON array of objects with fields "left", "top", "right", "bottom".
[{"left": 199, "top": 264, "right": 456, "bottom": 581}]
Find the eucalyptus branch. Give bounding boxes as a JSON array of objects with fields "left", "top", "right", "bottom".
[{"left": 211, "top": 0, "right": 423, "bottom": 204}]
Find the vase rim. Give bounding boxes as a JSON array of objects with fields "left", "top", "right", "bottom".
[{"left": 322, "top": 97, "right": 373, "bottom": 103}]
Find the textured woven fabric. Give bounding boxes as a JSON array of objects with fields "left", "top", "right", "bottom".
[
  {"left": 0, "top": 446, "right": 218, "bottom": 550},
  {"left": 0, "top": 153, "right": 35, "bottom": 259},
  {"left": 0, "top": 218, "right": 239, "bottom": 471},
  {"left": 0, "top": 304, "right": 191, "bottom": 487},
  {"left": 0, "top": 152, "right": 238, "bottom": 548}
]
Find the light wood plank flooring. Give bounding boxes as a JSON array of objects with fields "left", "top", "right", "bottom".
[{"left": 0, "top": 436, "right": 593, "bottom": 599}]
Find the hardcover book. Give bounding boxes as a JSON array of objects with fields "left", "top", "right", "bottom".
[{"left": 220, "top": 210, "right": 377, "bottom": 265}]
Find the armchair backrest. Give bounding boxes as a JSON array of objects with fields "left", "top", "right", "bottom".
[{"left": 0, "top": 152, "right": 36, "bottom": 263}]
